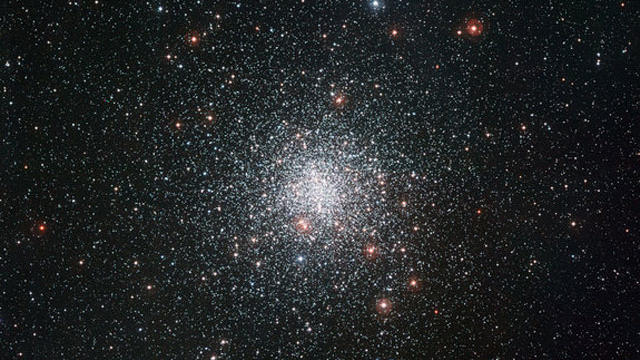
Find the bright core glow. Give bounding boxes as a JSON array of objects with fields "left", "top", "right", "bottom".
[{"left": 289, "top": 165, "right": 342, "bottom": 216}]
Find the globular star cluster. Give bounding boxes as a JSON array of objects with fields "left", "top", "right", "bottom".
[{"left": 1, "top": 1, "right": 639, "bottom": 359}]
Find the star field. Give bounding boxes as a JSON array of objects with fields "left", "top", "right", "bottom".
[{"left": 1, "top": 1, "right": 639, "bottom": 359}]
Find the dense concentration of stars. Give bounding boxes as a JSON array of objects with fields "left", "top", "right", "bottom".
[{"left": 1, "top": 1, "right": 639, "bottom": 359}]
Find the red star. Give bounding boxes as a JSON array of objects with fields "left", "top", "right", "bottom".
[
  {"left": 376, "top": 298, "right": 392, "bottom": 315},
  {"left": 363, "top": 243, "right": 379, "bottom": 261},
  {"left": 408, "top": 276, "right": 421, "bottom": 292},
  {"left": 465, "top": 18, "right": 483, "bottom": 37},
  {"left": 293, "top": 215, "right": 312, "bottom": 235},
  {"left": 332, "top": 94, "right": 347, "bottom": 109},
  {"left": 186, "top": 31, "right": 201, "bottom": 46}
]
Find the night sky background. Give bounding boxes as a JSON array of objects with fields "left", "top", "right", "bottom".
[{"left": 1, "top": 1, "right": 639, "bottom": 359}]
